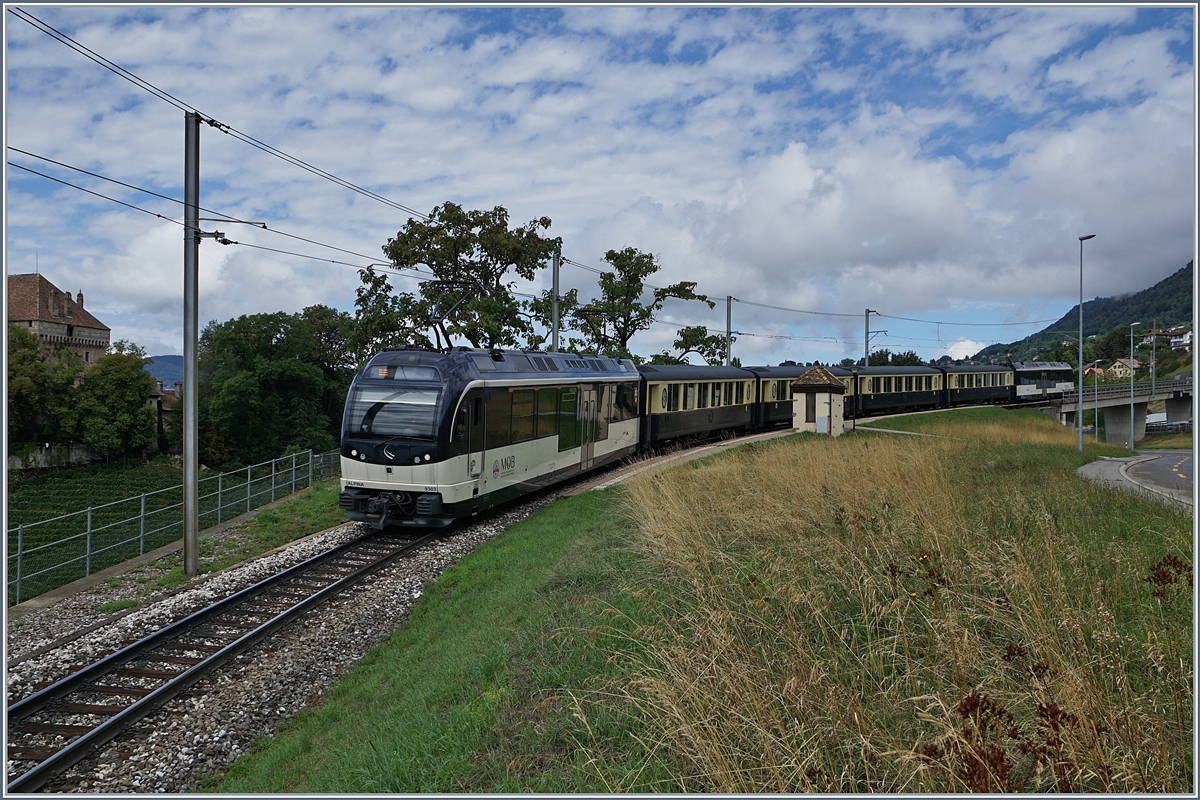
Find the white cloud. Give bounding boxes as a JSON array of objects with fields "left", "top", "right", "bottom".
[{"left": 4, "top": 6, "right": 1193, "bottom": 368}]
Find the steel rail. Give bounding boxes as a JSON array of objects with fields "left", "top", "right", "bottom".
[{"left": 6, "top": 529, "right": 437, "bottom": 793}]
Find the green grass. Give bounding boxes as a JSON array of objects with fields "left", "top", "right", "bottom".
[
  {"left": 95, "top": 598, "right": 140, "bottom": 614},
  {"left": 209, "top": 413, "right": 1190, "bottom": 792},
  {"left": 79, "top": 480, "right": 350, "bottom": 605},
  {"left": 1139, "top": 430, "right": 1194, "bottom": 450},
  {"left": 214, "top": 489, "right": 675, "bottom": 793}
]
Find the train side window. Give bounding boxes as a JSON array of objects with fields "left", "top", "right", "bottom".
[
  {"left": 485, "top": 389, "right": 512, "bottom": 449},
  {"left": 537, "top": 387, "right": 558, "bottom": 438},
  {"left": 559, "top": 389, "right": 579, "bottom": 451},
  {"left": 511, "top": 390, "right": 535, "bottom": 443},
  {"left": 668, "top": 384, "right": 681, "bottom": 411},
  {"left": 711, "top": 382, "right": 722, "bottom": 407},
  {"left": 884, "top": 376, "right": 892, "bottom": 393},
  {"left": 735, "top": 382, "right": 744, "bottom": 404},
  {"left": 683, "top": 383, "right": 696, "bottom": 410},
  {"left": 698, "top": 383, "right": 709, "bottom": 408},
  {"left": 905, "top": 376, "right": 913, "bottom": 392},
  {"left": 724, "top": 382, "right": 732, "bottom": 405}
]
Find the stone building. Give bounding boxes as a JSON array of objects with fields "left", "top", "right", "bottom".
[{"left": 6, "top": 273, "right": 110, "bottom": 366}]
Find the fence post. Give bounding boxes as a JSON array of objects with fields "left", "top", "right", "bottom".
[
  {"left": 16, "top": 525, "right": 24, "bottom": 605},
  {"left": 218, "top": 472, "right": 223, "bottom": 525},
  {"left": 272, "top": 457, "right": 277, "bottom": 503},
  {"left": 291, "top": 453, "right": 297, "bottom": 494},
  {"left": 247, "top": 465, "right": 252, "bottom": 513},
  {"left": 86, "top": 507, "right": 93, "bottom": 576},
  {"left": 140, "top": 494, "right": 146, "bottom": 555}
]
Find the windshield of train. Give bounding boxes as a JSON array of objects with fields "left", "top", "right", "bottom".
[{"left": 345, "top": 385, "right": 441, "bottom": 441}]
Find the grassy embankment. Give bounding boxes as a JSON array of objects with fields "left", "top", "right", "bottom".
[
  {"left": 86, "top": 480, "right": 348, "bottom": 613},
  {"left": 1139, "top": 431, "right": 1194, "bottom": 450},
  {"left": 217, "top": 408, "right": 1192, "bottom": 793}
]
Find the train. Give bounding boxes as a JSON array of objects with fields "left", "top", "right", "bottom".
[{"left": 338, "top": 348, "right": 1073, "bottom": 529}]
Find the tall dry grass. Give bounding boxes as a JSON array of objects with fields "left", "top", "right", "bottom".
[{"left": 602, "top": 428, "right": 1192, "bottom": 792}]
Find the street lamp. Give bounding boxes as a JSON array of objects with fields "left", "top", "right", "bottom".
[
  {"left": 1129, "top": 322, "right": 1141, "bottom": 450},
  {"left": 1077, "top": 234, "right": 1096, "bottom": 452},
  {"left": 1092, "top": 359, "right": 1103, "bottom": 441}
]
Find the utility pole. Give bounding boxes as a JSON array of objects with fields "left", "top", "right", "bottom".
[
  {"left": 551, "top": 252, "right": 560, "bottom": 352},
  {"left": 183, "top": 112, "right": 200, "bottom": 579},
  {"left": 864, "top": 309, "right": 874, "bottom": 366},
  {"left": 725, "top": 295, "right": 732, "bottom": 365}
]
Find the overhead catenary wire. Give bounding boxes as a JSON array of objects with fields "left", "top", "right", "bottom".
[{"left": 8, "top": 7, "right": 430, "bottom": 221}]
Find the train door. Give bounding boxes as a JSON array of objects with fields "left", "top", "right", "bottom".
[
  {"left": 466, "top": 391, "right": 485, "bottom": 486},
  {"left": 579, "top": 385, "right": 597, "bottom": 470}
]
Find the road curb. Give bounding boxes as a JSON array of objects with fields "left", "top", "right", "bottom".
[{"left": 1118, "top": 455, "right": 1193, "bottom": 509}]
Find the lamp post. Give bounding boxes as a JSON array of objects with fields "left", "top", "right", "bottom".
[
  {"left": 1077, "top": 234, "right": 1096, "bottom": 452},
  {"left": 1129, "top": 322, "right": 1141, "bottom": 450},
  {"left": 1092, "top": 359, "right": 1102, "bottom": 441}
]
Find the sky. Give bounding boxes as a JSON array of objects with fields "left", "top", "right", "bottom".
[{"left": 4, "top": 5, "right": 1196, "bottom": 365}]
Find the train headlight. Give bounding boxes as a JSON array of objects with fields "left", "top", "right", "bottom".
[
  {"left": 351, "top": 449, "right": 358, "bottom": 457},
  {"left": 413, "top": 457, "right": 420, "bottom": 464},
  {"left": 423, "top": 453, "right": 431, "bottom": 461}
]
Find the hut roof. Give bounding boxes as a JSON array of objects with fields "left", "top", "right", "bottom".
[{"left": 790, "top": 365, "right": 845, "bottom": 393}]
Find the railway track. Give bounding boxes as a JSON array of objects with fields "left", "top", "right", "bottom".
[{"left": 6, "top": 528, "right": 437, "bottom": 793}]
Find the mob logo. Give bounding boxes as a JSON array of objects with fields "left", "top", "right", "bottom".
[{"left": 493, "top": 460, "right": 500, "bottom": 478}]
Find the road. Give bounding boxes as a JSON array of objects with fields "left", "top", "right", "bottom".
[{"left": 1127, "top": 449, "right": 1193, "bottom": 503}]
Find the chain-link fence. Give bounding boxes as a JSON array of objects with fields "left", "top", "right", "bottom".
[{"left": 7, "top": 449, "right": 342, "bottom": 606}]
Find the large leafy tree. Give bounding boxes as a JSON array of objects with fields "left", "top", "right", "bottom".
[
  {"left": 197, "top": 308, "right": 351, "bottom": 467},
  {"left": 382, "top": 202, "right": 562, "bottom": 350},
  {"left": 572, "top": 247, "right": 714, "bottom": 361},
  {"left": 348, "top": 266, "right": 434, "bottom": 363},
  {"left": 6, "top": 323, "right": 83, "bottom": 444},
  {"left": 649, "top": 325, "right": 731, "bottom": 365},
  {"left": 65, "top": 340, "right": 157, "bottom": 460}
]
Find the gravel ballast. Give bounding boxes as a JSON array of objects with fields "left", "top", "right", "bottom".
[{"left": 6, "top": 494, "right": 558, "bottom": 793}]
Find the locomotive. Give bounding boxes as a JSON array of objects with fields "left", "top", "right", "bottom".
[{"left": 338, "top": 348, "right": 1073, "bottom": 529}]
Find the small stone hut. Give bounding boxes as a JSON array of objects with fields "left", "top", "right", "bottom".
[{"left": 791, "top": 365, "right": 845, "bottom": 436}]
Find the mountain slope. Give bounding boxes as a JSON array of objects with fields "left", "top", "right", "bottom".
[{"left": 974, "top": 261, "right": 1193, "bottom": 362}]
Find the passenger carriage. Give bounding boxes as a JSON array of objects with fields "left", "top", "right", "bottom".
[
  {"left": 939, "top": 364, "right": 1012, "bottom": 407},
  {"left": 830, "top": 365, "right": 943, "bottom": 416},
  {"left": 744, "top": 365, "right": 811, "bottom": 429},
  {"left": 638, "top": 363, "right": 757, "bottom": 443},
  {"left": 1011, "top": 361, "right": 1074, "bottom": 400},
  {"left": 339, "top": 347, "right": 640, "bottom": 528}
]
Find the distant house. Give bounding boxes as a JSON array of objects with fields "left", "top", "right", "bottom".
[
  {"left": 1166, "top": 325, "right": 1192, "bottom": 351},
  {"left": 1108, "top": 358, "right": 1141, "bottom": 380},
  {"left": 1082, "top": 363, "right": 1105, "bottom": 380},
  {"left": 6, "top": 273, "right": 110, "bottom": 367}
]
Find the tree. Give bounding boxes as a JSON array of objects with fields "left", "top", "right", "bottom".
[
  {"left": 890, "top": 350, "right": 925, "bottom": 367},
  {"left": 6, "top": 323, "right": 83, "bottom": 444},
  {"left": 198, "top": 311, "right": 349, "bottom": 467},
  {"left": 663, "top": 325, "right": 730, "bottom": 365},
  {"left": 572, "top": 247, "right": 714, "bottom": 360},
  {"left": 348, "top": 266, "right": 433, "bottom": 364},
  {"left": 66, "top": 343, "right": 157, "bottom": 459},
  {"left": 382, "top": 202, "right": 562, "bottom": 350}
]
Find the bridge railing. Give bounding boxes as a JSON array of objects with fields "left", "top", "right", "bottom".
[
  {"left": 1064, "top": 378, "right": 1191, "bottom": 404},
  {"left": 6, "top": 449, "right": 342, "bottom": 606}
]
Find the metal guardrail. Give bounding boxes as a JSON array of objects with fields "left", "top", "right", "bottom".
[
  {"left": 7, "top": 449, "right": 342, "bottom": 606},
  {"left": 1063, "top": 378, "right": 1193, "bottom": 405}
]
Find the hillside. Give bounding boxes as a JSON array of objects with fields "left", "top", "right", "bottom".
[
  {"left": 144, "top": 354, "right": 183, "bottom": 385},
  {"left": 974, "top": 260, "right": 1193, "bottom": 362}
]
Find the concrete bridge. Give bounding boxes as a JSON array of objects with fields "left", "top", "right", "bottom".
[{"left": 1054, "top": 378, "right": 1192, "bottom": 445}]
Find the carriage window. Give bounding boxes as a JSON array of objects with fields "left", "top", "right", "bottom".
[
  {"left": 660, "top": 387, "right": 668, "bottom": 411},
  {"left": 537, "top": 387, "right": 558, "bottom": 438},
  {"left": 770, "top": 382, "right": 777, "bottom": 400},
  {"left": 724, "top": 382, "right": 733, "bottom": 405},
  {"left": 615, "top": 383, "right": 639, "bottom": 421},
  {"left": 884, "top": 376, "right": 893, "bottom": 393},
  {"left": 698, "top": 383, "right": 709, "bottom": 408},
  {"left": 905, "top": 376, "right": 913, "bottom": 392},
  {"left": 710, "top": 382, "right": 721, "bottom": 407},
  {"left": 736, "top": 382, "right": 745, "bottom": 404},
  {"left": 485, "top": 390, "right": 511, "bottom": 448},
  {"left": 558, "top": 389, "right": 579, "bottom": 451},
  {"left": 668, "top": 384, "right": 681, "bottom": 411},
  {"left": 511, "top": 390, "right": 535, "bottom": 443},
  {"left": 683, "top": 383, "right": 696, "bottom": 410}
]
